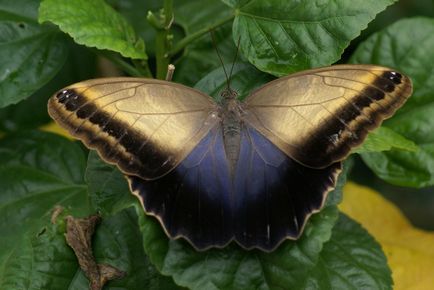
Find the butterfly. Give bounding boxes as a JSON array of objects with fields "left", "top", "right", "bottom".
[{"left": 48, "top": 64, "right": 412, "bottom": 251}]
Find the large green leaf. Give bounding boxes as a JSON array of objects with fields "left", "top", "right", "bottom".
[
  {"left": 0, "top": 43, "right": 96, "bottom": 132},
  {"left": 233, "top": 0, "right": 396, "bottom": 76},
  {"left": 0, "top": 0, "right": 68, "bottom": 108},
  {"left": 351, "top": 17, "right": 434, "bottom": 187},
  {"left": 39, "top": 0, "right": 147, "bottom": 60},
  {"left": 174, "top": 0, "right": 234, "bottom": 34},
  {"left": 355, "top": 127, "right": 419, "bottom": 154},
  {"left": 300, "top": 214, "right": 392, "bottom": 290},
  {"left": 0, "top": 206, "right": 180, "bottom": 290},
  {"left": 0, "top": 131, "right": 89, "bottom": 262},
  {"left": 0, "top": 217, "right": 78, "bottom": 289},
  {"left": 138, "top": 206, "right": 338, "bottom": 290},
  {"left": 86, "top": 151, "right": 137, "bottom": 215}
]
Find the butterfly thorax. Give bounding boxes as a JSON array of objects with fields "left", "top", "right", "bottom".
[{"left": 220, "top": 88, "right": 243, "bottom": 173}]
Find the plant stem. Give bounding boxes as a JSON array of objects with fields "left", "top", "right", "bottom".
[
  {"left": 155, "top": 0, "right": 174, "bottom": 80},
  {"left": 155, "top": 33, "right": 170, "bottom": 80},
  {"left": 164, "top": 0, "right": 173, "bottom": 28},
  {"left": 168, "top": 13, "right": 235, "bottom": 58}
]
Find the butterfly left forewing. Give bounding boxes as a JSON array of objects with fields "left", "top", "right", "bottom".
[
  {"left": 48, "top": 77, "right": 219, "bottom": 180},
  {"left": 243, "top": 64, "right": 412, "bottom": 168}
]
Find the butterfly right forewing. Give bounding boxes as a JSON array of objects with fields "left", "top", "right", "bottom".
[{"left": 242, "top": 64, "right": 412, "bottom": 169}]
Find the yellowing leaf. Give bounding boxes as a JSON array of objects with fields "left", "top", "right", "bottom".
[
  {"left": 40, "top": 122, "right": 73, "bottom": 140},
  {"left": 341, "top": 182, "right": 434, "bottom": 290}
]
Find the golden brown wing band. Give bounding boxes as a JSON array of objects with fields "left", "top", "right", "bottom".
[
  {"left": 243, "top": 64, "right": 413, "bottom": 168},
  {"left": 48, "top": 78, "right": 219, "bottom": 180}
]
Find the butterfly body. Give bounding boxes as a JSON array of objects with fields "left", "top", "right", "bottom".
[
  {"left": 219, "top": 88, "right": 245, "bottom": 173},
  {"left": 48, "top": 64, "right": 412, "bottom": 251}
]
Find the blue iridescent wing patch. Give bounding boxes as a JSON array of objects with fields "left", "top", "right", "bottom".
[{"left": 128, "top": 125, "right": 341, "bottom": 251}]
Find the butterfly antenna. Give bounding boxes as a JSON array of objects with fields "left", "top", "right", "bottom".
[
  {"left": 210, "top": 30, "right": 230, "bottom": 89},
  {"left": 227, "top": 36, "right": 241, "bottom": 89}
]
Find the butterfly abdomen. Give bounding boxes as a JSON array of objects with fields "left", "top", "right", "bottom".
[{"left": 222, "top": 110, "right": 242, "bottom": 173}]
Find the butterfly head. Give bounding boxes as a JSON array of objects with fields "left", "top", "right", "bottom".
[
  {"left": 221, "top": 87, "right": 238, "bottom": 100},
  {"left": 220, "top": 86, "right": 244, "bottom": 118}
]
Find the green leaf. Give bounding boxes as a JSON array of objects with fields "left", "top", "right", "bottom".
[
  {"left": 300, "top": 214, "right": 392, "bottom": 290},
  {"left": 0, "top": 217, "right": 79, "bottom": 289},
  {"left": 0, "top": 43, "right": 96, "bottom": 132},
  {"left": 175, "top": 0, "right": 234, "bottom": 34},
  {"left": 355, "top": 127, "right": 419, "bottom": 154},
  {"left": 0, "top": 206, "right": 180, "bottom": 290},
  {"left": 138, "top": 206, "right": 338, "bottom": 290},
  {"left": 0, "top": 131, "right": 90, "bottom": 262},
  {"left": 0, "top": 85, "right": 52, "bottom": 132},
  {"left": 86, "top": 151, "right": 137, "bottom": 215},
  {"left": 39, "top": 0, "right": 147, "bottom": 60},
  {"left": 360, "top": 148, "right": 434, "bottom": 188},
  {"left": 233, "top": 0, "right": 396, "bottom": 76},
  {"left": 0, "top": 0, "right": 68, "bottom": 108},
  {"left": 350, "top": 17, "right": 434, "bottom": 187}
]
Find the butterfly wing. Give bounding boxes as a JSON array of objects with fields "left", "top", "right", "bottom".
[
  {"left": 48, "top": 78, "right": 219, "bottom": 179},
  {"left": 243, "top": 64, "right": 412, "bottom": 168}
]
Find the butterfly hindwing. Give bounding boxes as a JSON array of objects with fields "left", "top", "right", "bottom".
[
  {"left": 243, "top": 64, "right": 413, "bottom": 168},
  {"left": 48, "top": 78, "right": 219, "bottom": 179},
  {"left": 128, "top": 124, "right": 341, "bottom": 251}
]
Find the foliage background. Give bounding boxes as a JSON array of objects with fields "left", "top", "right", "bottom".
[{"left": 0, "top": 0, "right": 433, "bottom": 289}]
